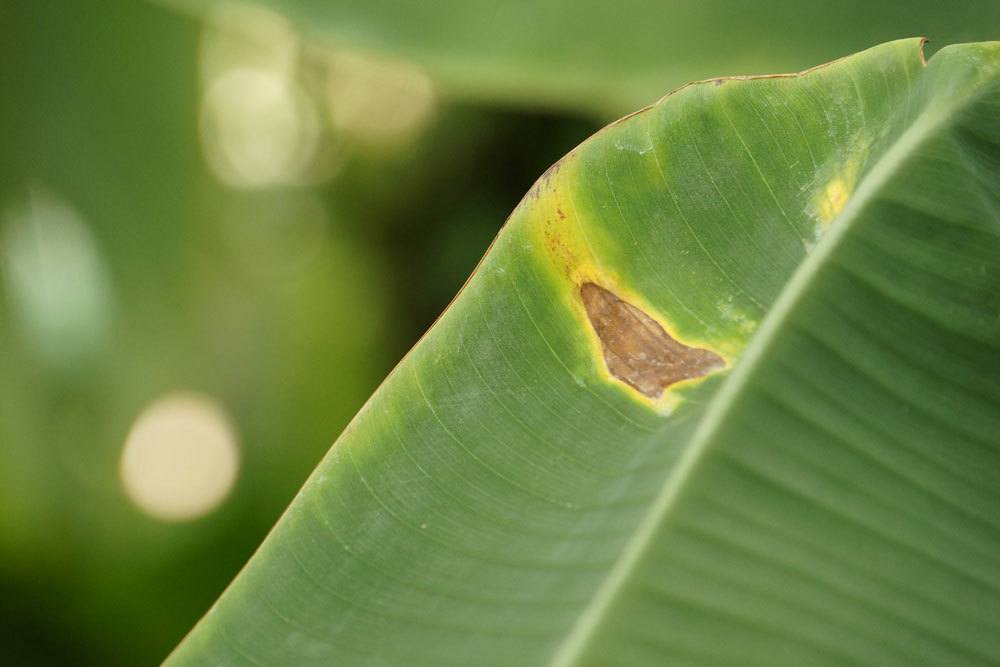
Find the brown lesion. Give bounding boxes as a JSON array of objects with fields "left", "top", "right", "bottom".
[{"left": 580, "top": 282, "right": 725, "bottom": 399}]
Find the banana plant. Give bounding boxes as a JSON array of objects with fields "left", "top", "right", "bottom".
[{"left": 167, "top": 39, "right": 1000, "bottom": 665}]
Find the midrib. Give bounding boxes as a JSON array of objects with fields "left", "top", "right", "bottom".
[{"left": 549, "top": 72, "right": 972, "bottom": 667}]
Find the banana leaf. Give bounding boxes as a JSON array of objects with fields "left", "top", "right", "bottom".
[
  {"left": 162, "top": 1, "right": 1000, "bottom": 114},
  {"left": 168, "top": 39, "right": 1000, "bottom": 666}
]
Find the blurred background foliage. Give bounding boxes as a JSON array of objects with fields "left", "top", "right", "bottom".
[{"left": 0, "top": 1, "right": 997, "bottom": 665}]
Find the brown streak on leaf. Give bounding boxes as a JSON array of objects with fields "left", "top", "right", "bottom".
[
  {"left": 580, "top": 282, "right": 725, "bottom": 398},
  {"left": 542, "top": 205, "right": 578, "bottom": 277}
]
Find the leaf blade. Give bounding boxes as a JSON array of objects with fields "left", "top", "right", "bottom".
[{"left": 168, "top": 39, "right": 1000, "bottom": 666}]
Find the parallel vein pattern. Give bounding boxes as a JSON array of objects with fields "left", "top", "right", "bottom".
[{"left": 168, "top": 40, "right": 1000, "bottom": 666}]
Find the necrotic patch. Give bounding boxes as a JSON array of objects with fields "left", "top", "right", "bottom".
[{"left": 580, "top": 282, "right": 725, "bottom": 398}]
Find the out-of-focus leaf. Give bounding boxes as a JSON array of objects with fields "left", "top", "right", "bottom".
[{"left": 163, "top": 0, "right": 1000, "bottom": 114}]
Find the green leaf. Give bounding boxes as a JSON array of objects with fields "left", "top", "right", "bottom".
[
  {"left": 167, "top": 39, "right": 1000, "bottom": 665},
  {"left": 162, "top": 1, "right": 1000, "bottom": 114}
]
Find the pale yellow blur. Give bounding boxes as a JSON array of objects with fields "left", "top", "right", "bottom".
[
  {"left": 324, "top": 51, "right": 436, "bottom": 145},
  {"left": 198, "top": 4, "right": 321, "bottom": 188},
  {"left": 120, "top": 393, "right": 239, "bottom": 522}
]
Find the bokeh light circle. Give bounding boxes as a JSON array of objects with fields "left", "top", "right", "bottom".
[{"left": 120, "top": 392, "right": 239, "bottom": 522}]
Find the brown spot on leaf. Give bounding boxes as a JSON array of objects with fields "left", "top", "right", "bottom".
[
  {"left": 543, "top": 222, "right": 577, "bottom": 278},
  {"left": 580, "top": 282, "right": 725, "bottom": 398}
]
